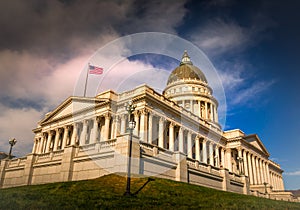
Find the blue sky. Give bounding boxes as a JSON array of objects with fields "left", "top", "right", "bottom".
[{"left": 0, "top": 0, "right": 299, "bottom": 189}]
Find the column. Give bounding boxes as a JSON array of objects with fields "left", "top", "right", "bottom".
[
  {"left": 209, "top": 142, "right": 214, "bottom": 166},
  {"left": 243, "top": 150, "right": 248, "bottom": 177},
  {"left": 110, "top": 116, "right": 116, "bottom": 139},
  {"left": 199, "top": 100, "right": 202, "bottom": 117},
  {"left": 215, "top": 106, "right": 219, "bottom": 123},
  {"left": 45, "top": 131, "right": 53, "bottom": 153},
  {"left": 225, "top": 148, "right": 232, "bottom": 171},
  {"left": 252, "top": 156, "right": 257, "bottom": 185},
  {"left": 148, "top": 113, "right": 153, "bottom": 144},
  {"left": 274, "top": 174, "right": 278, "bottom": 190},
  {"left": 202, "top": 139, "right": 207, "bottom": 164},
  {"left": 169, "top": 122, "right": 175, "bottom": 151},
  {"left": 114, "top": 116, "right": 120, "bottom": 138},
  {"left": 238, "top": 148, "right": 243, "bottom": 175},
  {"left": 270, "top": 172, "right": 273, "bottom": 189},
  {"left": 120, "top": 114, "right": 126, "bottom": 134},
  {"left": 140, "top": 109, "right": 148, "bottom": 142},
  {"left": 209, "top": 104, "right": 213, "bottom": 121},
  {"left": 221, "top": 148, "right": 225, "bottom": 168},
  {"left": 187, "top": 131, "right": 193, "bottom": 158},
  {"left": 53, "top": 128, "right": 61, "bottom": 151},
  {"left": 205, "top": 101, "right": 208, "bottom": 119},
  {"left": 42, "top": 135, "right": 48, "bottom": 153},
  {"left": 214, "top": 145, "right": 219, "bottom": 167},
  {"left": 103, "top": 114, "right": 110, "bottom": 141},
  {"left": 266, "top": 162, "right": 270, "bottom": 184},
  {"left": 92, "top": 117, "right": 99, "bottom": 143},
  {"left": 134, "top": 112, "right": 139, "bottom": 136},
  {"left": 61, "top": 126, "right": 69, "bottom": 149},
  {"left": 213, "top": 105, "right": 216, "bottom": 122},
  {"left": 195, "top": 136, "right": 200, "bottom": 161},
  {"left": 256, "top": 158, "right": 261, "bottom": 184},
  {"left": 32, "top": 138, "right": 36, "bottom": 153},
  {"left": 190, "top": 100, "right": 193, "bottom": 113},
  {"left": 247, "top": 153, "right": 254, "bottom": 184},
  {"left": 280, "top": 176, "right": 284, "bottom": 190},
  {"left": 261, "top": 160, "right": 266, "bottom": 183},
  {"left": 71, "top": 123, "right": 78, "bottom": 146},
  {"left": 158, "top": 117, "right": 164, "bottom": 148},
  {"left": 80, "top": 120, "right": 88, "bottom": 145},
  {"left": 35, "top": 138, "right": 39, "bottom": 154},
  {"left": 178, "top": 127, "right": 184, "bottom": 153},
  {"left": 38, "top": 137, "right": 43, "bottom": 154}
]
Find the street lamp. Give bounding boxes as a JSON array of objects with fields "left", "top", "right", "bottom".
[
  {"left": 8, "top": 138, "right": 17, "bottom": 159},
  {"left": 124, "top": 100, "right": 136, "bottom": 196}
]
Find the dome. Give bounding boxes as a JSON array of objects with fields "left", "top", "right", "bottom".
[{"left": 167, "top": 51, "right": 207, "bottom": 85}]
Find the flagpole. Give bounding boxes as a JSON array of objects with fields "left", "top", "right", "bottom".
[{"left": 83, "top": 63, "right": 89, "bottom": 97}]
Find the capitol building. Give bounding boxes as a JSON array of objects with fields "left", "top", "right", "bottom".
[{"left": 0, "top": 51, "right": 297, "bottom": 201}]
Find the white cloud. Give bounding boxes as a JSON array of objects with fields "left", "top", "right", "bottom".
[
  {"left": 125, "top": 0, "right": 187, "bottom": 34},
  {"left": 214, "top": 59, "right": 276, "bottom": 108},
  {"left": 0, "top": 51, "right": 171, "bottom": 156},
  {"left": 0, "top": 0, "right": 195, "bottom": 157},
  {"left": 0, "top": 105, "right": 44, "bottom": 156},
  {"left": 285, "top": 171, "right": 300, "bottom": 176},
  {"left": 230, "top": 80, "right": 276, "bottom": 105},
  {"left": 217, "top": 64, "right": 245, "bottom": 91},
  {"left": 190, "top": 19, "right": 250, "bottom": 57}
]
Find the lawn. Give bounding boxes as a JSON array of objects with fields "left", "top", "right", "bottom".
[{"left": 0, "top": 174, "right": 299, "bottom": 209}]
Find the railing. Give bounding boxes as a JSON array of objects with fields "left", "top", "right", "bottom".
[
  {"left": 19, "top": 157, "right": 27, "bottom": 165},
  {"left": 99, "top": 139, "right": 116, "bottom": 148},
  {"left": 140, "top": 142, "right": 174, "bottom": 158},
  {"left": 53, "top": 150, "right": 64, "bottom": 157},
  {"left": 79, "top": 139, "right": 117, "bottom": 154},
  {"left": 38, "top": 152, "right": 51, "bottom": 159},
  {"left": 140, "top": 142, "right": 154, "bottom": 151},
  {"left": 80, "top": 143, "right": 96, "bottom": 151}
]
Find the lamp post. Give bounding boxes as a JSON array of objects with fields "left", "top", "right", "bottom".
[
  {"left": 8, "top": 138, "right": 17, "bottom": 159},
  {"left": 124, "top": 100, "right": 136, "bottom": 196}
]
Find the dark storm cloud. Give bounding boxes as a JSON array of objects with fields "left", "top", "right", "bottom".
[
  {"left": 0, "top": 0, "right": 131, "bottom": 59},
  {"left": 0, "top": 0, "right": 186, "bottom": 61},
  {"left": 0, "top": 0, "right": 188, "bottom": 113},
  {"left": 0, "top": 96, "right": 46, "bottom": 111}
]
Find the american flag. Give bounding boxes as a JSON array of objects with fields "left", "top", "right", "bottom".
[{"left": 89, "top": 64, "right": 103, "bottom": 75}]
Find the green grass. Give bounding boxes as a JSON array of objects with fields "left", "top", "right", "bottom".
[{"left": 0, "top": 174, "right": 299, "bottom": 209}]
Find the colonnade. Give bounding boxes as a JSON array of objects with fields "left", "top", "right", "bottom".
[
  {"left": 32, "top": 113, "right": 112, "bottom": 154},
  {"left": 270, "top": 171, "right": 285, "bottom": 190},
  {"left": 129, "top": 108, "right": 224, "bottom": 168},
  {"left": 31, "top": 108, "right": 284, "bottom": 191},
  {"left": 232, "top": 148, "right": 284, "bottom": 190},
  {"left": 175, "top": 99, "right": 218, "bottom": 123},
  {"left": 33, "top": 109, "right": 224, "bottom": 168}
]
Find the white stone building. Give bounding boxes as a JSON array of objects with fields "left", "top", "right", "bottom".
[{"left": 0, "top": 51, "right": 297, "bottom": 201}]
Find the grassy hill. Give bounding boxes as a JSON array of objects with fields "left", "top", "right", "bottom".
[{"left": 0, "top": 174, "right": 299, "bottom": 209}]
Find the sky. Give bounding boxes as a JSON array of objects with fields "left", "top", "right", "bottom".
[{"left": 0, "top": 0, "right": 299, "bottom": 189}]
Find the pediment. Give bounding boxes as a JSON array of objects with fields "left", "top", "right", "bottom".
[
  {"left": 245, "top": 134, "right": 270, "bottom": 156},
  {"left": 40, "top": 96, "right": 109, "bottom": 125},
  {"left": 51, "top": 102, "right": 73, "bottom": 121}
]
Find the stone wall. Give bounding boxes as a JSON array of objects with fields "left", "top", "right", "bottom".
[{"left": 0, "top": 134, "right": 252, "bottom": 197}]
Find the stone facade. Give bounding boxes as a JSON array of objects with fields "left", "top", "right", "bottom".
[{"left": 0, "top": 52, "right": 298, "bottom": 202}]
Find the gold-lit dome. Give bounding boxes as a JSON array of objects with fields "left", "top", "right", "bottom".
[
  {"left": 167, "top": 50, "right": 207, "bottom": 85},
  {"left": 163, "top": 50, "right": 219, "bottom": 128}
]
